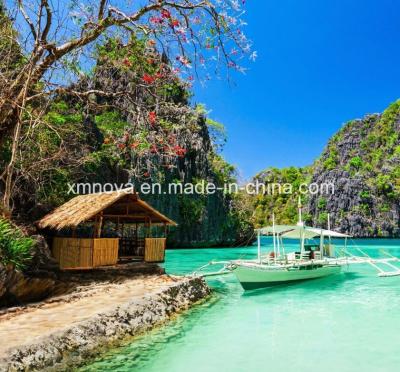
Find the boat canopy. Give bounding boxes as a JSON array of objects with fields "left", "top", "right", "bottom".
[{"left": 257, "top": 225, "right": 350, "bottom": 239}]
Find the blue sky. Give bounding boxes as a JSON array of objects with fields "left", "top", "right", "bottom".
[{"left": 192, "top": 0, "right": 400, "bottom": 180}]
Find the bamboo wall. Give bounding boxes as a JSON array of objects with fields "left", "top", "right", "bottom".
[
  {"left": 52, "top": 237, "right": 119, "bottom": 269},
  {"left": 93, "top": 238, "right": 119, "bottom": 267},
  {"left": 144, "top": 238, "right": 166, "bottom": 262}
]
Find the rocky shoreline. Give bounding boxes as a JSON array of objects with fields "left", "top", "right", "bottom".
[{"left": 0, "top": 276, "right": 210, "bottom": 371}]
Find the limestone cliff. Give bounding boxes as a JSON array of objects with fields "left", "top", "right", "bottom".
[
  {"left": 307, "top": 100, "right": 400, "bottom": 236},
  {"left": 252, "top": 100, "right": 400, "bottom": 237}
]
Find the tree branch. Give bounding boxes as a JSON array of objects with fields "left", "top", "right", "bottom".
[{"left": 17, "top": 0, "right": 37, "bottom": 41}]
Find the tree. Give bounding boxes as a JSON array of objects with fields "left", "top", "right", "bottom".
[{"left": 0, "top": 0, "right": 254, "bottom": 211}]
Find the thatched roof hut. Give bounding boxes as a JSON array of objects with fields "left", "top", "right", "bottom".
[
  {"left": 37, "top": 190, "right": 176, "bottom": 269},
  {"left": 37, "top": 190, "right": 176, "bottom": 230}
]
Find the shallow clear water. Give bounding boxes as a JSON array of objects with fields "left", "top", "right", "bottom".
[{"left": 79, "top": 239, "right": 400, "bottom": 372}]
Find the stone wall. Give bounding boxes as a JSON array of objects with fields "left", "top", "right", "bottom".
[{"left": 0, "top": 277, "right": 210, "bottom": 371}]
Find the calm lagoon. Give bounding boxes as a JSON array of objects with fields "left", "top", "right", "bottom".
[{"left": 79, "top": 238, "right": 400, "bottom": 372}]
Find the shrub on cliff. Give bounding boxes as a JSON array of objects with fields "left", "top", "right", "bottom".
[{"left": 0, "top": 218, "right": 33, "bottom": 270}]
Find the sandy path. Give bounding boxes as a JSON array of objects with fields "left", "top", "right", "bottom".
[{"left": 0, "top": 275, "right": 178, "bottom": 358}]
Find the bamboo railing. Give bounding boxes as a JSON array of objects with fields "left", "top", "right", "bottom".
[
  {"left": 52, "top": 237, "right": 118, "bottom": 269},
  {"left": 144, "top": 238, "right": 166, "bottom": 262}
]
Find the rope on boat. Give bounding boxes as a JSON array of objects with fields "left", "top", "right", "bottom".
[
  {"left": 191, "top": 261, "right": 233, "bottom": 278},
  {"left": 341, "top": 243, "right": 400, "bottom": 277},
  {"left": 190, "top": 230, "right": 259, "bottom": 277}
]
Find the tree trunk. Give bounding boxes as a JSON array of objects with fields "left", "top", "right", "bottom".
[
  {"left": 2, "top": 114, "right": 22, "bottom": 212},
  {"left": 1, "top": 68, "right": 32, "bottom": 212}
]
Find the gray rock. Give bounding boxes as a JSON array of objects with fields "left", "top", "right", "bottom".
[{"left": 0, "top": 277, "right": 211, "bottom": 371}]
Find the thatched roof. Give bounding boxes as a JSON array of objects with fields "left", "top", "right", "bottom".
[{"left": 37, "top": 190, "right": 177, "bottom": 230}]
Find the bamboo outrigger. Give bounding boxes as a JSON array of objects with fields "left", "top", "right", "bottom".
[
  {"left": 37, "top": 189, "right": 177, "bottom": 269},
  {"left": 194, "top": 204, "right": 400, "bottom": 289}
]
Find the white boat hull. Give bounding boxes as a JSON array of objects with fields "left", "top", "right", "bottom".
[{"left": 232, "top": 264, "right": 342, "bottom": 290}]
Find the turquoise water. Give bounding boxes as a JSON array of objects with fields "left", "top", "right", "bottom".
[{"left": 79, "top": 239, "right": 400, "bottom": 372}]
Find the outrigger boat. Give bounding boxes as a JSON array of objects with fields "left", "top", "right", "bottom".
[{"left": 194, "top": 208, "right": 400, "bottom": 290}]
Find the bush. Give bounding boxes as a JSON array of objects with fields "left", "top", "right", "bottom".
[
  {"left": 317, "top": 197, "right": 327, "bottom": 210},
  {"left": 359, "top": 190, "right": 370, "bottom": 200},
  {"left": 318, "top": 212, "right": 328, "bottom": 225},
  {"left": 375, "top": 174, "right": 392, "bottom": 194},
  {"left": 348, "top": 156, "right": 363, "bottom": 170},
  {"left": 0, "top": 218, "right": 33, "bottom": 270},
  {"left": 322, "top": 157, "right": 335, "bottom": 170}
]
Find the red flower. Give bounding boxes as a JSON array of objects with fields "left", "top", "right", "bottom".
[
  {"left": 173, "top": 145, "right": 187, "bottom": 158},
  {"left": 117, "top": 143, "right": 126, "bottom": 150},
  {"left": 149, "top": 111, "right": 157, "bottom": 125},
  {"left": 150, "top": 144, "right": 158, "bottom": 153},
  {"left": 143, "top": 172, "right": 150, "bottom": 178},
  {"left": 161, "top": 9, "right": 171, "bottom": 19},
  {"left": 123, "top": 58, "right": 132, "bottom": 67},
  {"left": 143, "top": 74, "right": 155, "bottom": 84},
  {"left": 150, "top": 16, "right": 163, "bottom": 24},
  {"left": 170, "top": 19, "right": 179, "bottom": 27},
  {"left": 130, "top": 142, "right": 139, "bottom": 149}
]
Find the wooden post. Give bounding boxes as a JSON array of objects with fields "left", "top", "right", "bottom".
[
  {"left": 93, "top": 216, "right": 98, "bottom": 238},
  {"left": 94, "top": 212, "right": 103, "bottom": 238},
  {"left": 135, "top": 222, "right": 138, "bottom": 247},
  {"left": 149, "top": 218, "right": 152, "bottom": 238}
]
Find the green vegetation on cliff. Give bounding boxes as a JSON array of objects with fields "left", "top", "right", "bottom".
[
  {"left": 308, "top": 99, "right": 400, "bottom": 236},
  {"left": 253, "top": 99, "right": 400, "bottom": 237},
  {"left": 252, "top": 167, "right": 311, "bottom": 226}
]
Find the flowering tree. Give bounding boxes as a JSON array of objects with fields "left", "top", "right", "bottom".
[{"left": 0, "top": 0, "right": 254, "bottom": 211}]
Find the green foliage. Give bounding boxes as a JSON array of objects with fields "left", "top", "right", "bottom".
[
  {"left": 206, "top": 117, "right": 227, "bottom": 150},
  {"left": 0, "top": 218, "right": 33, "bottom": 270},
  {"left": 94, "top": 111, "right": 127, "bottom": 138},
  {"left": 252, "top": 166, "right": 310, "bottom": 226},
  {"left": 0, "top": 4, "right": 24, "bottom": 72},
  {"left": 222, "top": 191, "right": 254, "bottom": 244},
  {"left": 348, "top": 156, "right": 363, "bottom": 170},
  {"left": 323, "top": 153, "right": 338, "bottom": 171},
  {"left": 359, "top": 190, "right": 370, "bottom": 200},
  {"left": 178, "top": 195, "right": 206, "bottom": 225},
  {"left": 23, "top": 100, "right": 87, "bottom": 205},
  {"left": 374, "top": 174, "right": 392, "bottom": 194},
  {"left": 317, "top": 197, "right": 327, "bottom": 210},
  {"left": 379, "top": 204, "right": 390, "bottom": 212},
  {"left": 360, "top": 135, "right": 376, "bottom": 150},
  {"left": 318, "top": 212, "right": 328, "bottom": 225},
  {"left": 97, "top": 37, "right": 150, "bottom": 72},
  {"left": 210, "top": 153, "right": 236, "bottom": 186},
  {"left": 359, "top": 203, "right": 370, "bottom": 215}
]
